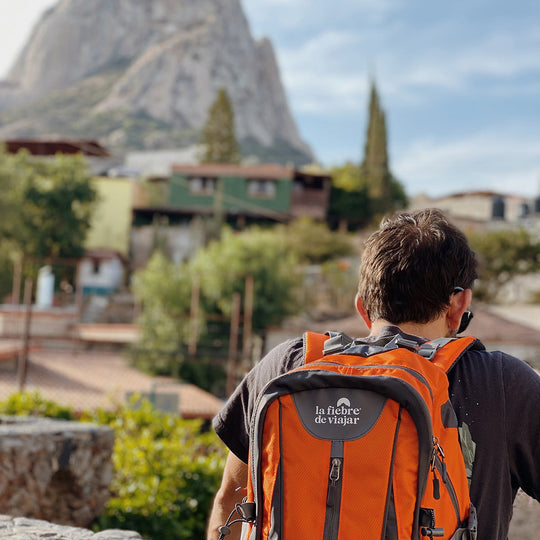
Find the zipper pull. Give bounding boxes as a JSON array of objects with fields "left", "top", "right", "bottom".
[
  {"left": 435, "top": 439, "right": 449, "bottom": 482},
  {"left": 432, "top": 469, "right": 441, "bottom": 500},
  {"left": 329, "top": 458, "right": 341, "bottom": 485},
  {"left": 327, "top": 458, "right": 342, "bottom": 508},
  {"left": 431, "top": 438, "right": 441, "bottom": 500}
]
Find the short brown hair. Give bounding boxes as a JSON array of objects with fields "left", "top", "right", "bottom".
[{"left": 358, "top": 209, "right": 477, "bottom": 324}]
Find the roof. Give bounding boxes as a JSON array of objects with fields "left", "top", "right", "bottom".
[
  {"left": 428, "top": 190, "right": 529, "bottom": 201},
  {"left": 172, "top": 162, "right": 295, "bottom": 180},
  {"left": 0, "top": 347, "right": 224, "bottom": 421},
  {"left": 82, "top": 248, "right": 127, "bottom": 264},
  {"left": 4, "top": 139, "right": 111, "bottom": 157}
]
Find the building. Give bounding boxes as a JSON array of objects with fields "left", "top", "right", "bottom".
[
  {"left": 130, "top": 163, "right": 332, "bottom": 266},
  {"left": 410, "top": 191, "right": 540, "bottom": 235},
  {"left": 78, "top": 249, "right": 126, "bottom": 296},
  {"left": 3, "top": 138, "right": 117, "bottom": 175},
  {"left": 84, "top": 176, "right": 135, "bottom": 257},
  {"left": 136, "top": 163, "right": 331, "bottom": 223}
]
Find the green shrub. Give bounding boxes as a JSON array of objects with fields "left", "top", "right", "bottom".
[
  {"left": 0, "top": 390, "right": 76, "bottom": 419},
  {"left": 278, "top": 217, "right": 354, "bottom": 264},
  {"left": 88, "top": 398, "right": 227, "bottom": 539},
  {"left": 0, "top": 392, "right": 227, "bottom": 540}
]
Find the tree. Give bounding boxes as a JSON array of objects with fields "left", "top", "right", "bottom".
[
  {"left": 132, "top": 229, "right": 301, "bottom": 387},
  {"left": 468, "top": 228, "right": 540, "bottom": 301},
  {"left": 325, "top": 84, "right": 408, "bottom": 230},
  {"left": 191, "top": 227, "right": 301, "bottom": 330},
  {"left": 331, "top": 161, "right": 363, "bottom": 192},
  {"left": 0, "top": 148, "right": 97, "bottom": 274},
  {"left": 200, "top": 88, "right": 241, "bottom": 164},
  {"left": 362, "top": 82, "right": 391, "bottom": 199},
  {"left": 360, "top": 81, "right": 407, "bottom": 215},
  {"left": 132, "top": 251, "right": 196, "bottom": 373},
  {"left": 278, "top": 217, "right": 354, "bottom": 264}
]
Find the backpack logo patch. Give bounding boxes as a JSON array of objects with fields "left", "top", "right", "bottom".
[
  {"left": 293, "top": 388, "right": 387, "bottom": 440},
  {"left": 315, "top": 398, "right": 362, "bottom": 425}
]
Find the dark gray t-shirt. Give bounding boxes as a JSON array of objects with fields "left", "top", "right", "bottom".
[{"left": 212, "top": 327, "right": 540, "bottom": 540}]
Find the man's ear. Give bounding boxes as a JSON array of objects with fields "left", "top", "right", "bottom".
[
  {"left": 447, "top": 288, "right": 473, "bottom": 332},
  {"left": 355, "top": 293, "right": 372, "bottom": 329}
]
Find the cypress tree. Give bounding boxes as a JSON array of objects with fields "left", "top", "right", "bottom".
[
  {"left": 361, "top": 81, "right": 393, "bottom": 211},
  {"left": 200, "top": 88, "right": 241, "bottom": 164}
]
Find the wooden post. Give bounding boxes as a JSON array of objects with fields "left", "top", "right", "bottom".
[
  {"left": 11, "top": 258, "right": 22, "bottom": 305},
  {"left": 188, "top": 276, "right": 200, "bottom": 356},
  {"left": 226, "top": 292, "right": 242, "bottom": 397},
  {"left": 18, "top": 278, "right": 33, "bottom": 392},
  {"left": 242, "top": 275, "right": 254, "bottom": 365}
]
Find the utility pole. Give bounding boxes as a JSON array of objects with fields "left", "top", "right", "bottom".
[{"left": 18, "top": 278, "right": 34, "bottom": 391}]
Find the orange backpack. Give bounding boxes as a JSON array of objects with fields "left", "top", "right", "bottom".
[{"left": 222, "top": 332, "right": 478, "bottom": 540}]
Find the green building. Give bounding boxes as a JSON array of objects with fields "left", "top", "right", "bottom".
[
  {"left": 130, "top": 163, "right": 331, "bottom": 266},
  {"left": 136, "top": 163, "right": 331, "bottom": 225}
]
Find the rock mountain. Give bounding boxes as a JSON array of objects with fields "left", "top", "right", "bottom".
[{"left": 0, "top": 0, "right": 312, "bottom": 164}]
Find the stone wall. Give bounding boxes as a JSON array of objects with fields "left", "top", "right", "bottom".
[
  {"left": 0, "top": 515, "right": 141, "bottom": 539},
  {"left": 0, "top": 416, "right": 113, "bottom": 527}
]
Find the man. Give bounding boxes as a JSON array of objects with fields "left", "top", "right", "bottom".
[{"left": 207, "top": 209, "right": 540, "bottom": 540}]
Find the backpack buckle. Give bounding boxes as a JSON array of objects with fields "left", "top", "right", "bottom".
[
  {"left": 323, "top": 332, "right": 354, "bottom": 355},
  {"left": 385, "top": 334, "right": 420, "bottom": 353},
  {"left": 418, "top": 338, "right": 455, "bottom": 360}
]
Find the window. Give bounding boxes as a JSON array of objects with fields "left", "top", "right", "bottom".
[
  {"left": 247, "top": 179, "right": 276, "bottom": 198},
  {"left": 188, "top": 176, "right": 216, "bottom": 194}
]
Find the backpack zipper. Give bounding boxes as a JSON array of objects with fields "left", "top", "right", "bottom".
[
  {"left": 430, "top": 438, "right": 460, "bottom": 526},
  {"left": 323, "top": 456, "right": 343, "bottom": 540}
]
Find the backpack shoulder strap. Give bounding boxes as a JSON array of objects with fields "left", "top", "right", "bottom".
[
  {"left": 422, "top": 336, "right": 480, "bottom": 373},
  {"left": 303, "top": 331, "right": 331, "bottom": 364}
]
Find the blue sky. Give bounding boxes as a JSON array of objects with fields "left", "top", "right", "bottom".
[{"left": 1, "top": 0, "right": 539, "bottom": 198}]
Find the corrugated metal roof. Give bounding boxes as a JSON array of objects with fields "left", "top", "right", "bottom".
[{"left": 172, "top": 162, "right": 295, "bottom": 180}]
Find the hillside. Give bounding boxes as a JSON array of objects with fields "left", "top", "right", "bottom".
[{"left": 0, "top": 0, "right": 312, "bottom": 165}]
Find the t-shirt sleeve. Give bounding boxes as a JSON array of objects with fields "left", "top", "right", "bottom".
[
  {"left": 212, "top": 337, "right": 304, "bottom": 463},
  {"left": 502, "top": 354, "right": 540, "bottom": 500}
]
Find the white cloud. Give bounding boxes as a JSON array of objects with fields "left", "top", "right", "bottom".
[
  {"left": 275, "top": 31, "right": 370, "bottom": 113},
  {"left": 375, "top": 26, "right": 540, "bottom": 101},
  {"left": 394, "top": 132, "right": 540, "bottom": 197},
  {"left": 265, "top": 11, "right": 540, "bottom": 115}
]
